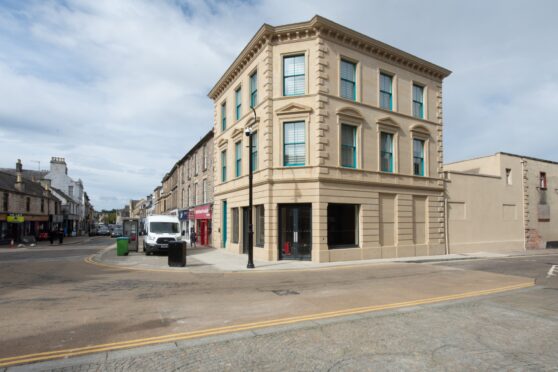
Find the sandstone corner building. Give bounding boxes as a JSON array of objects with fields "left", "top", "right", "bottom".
[{"left": 208, "top": 16, "right": 451, "bottom": 262}]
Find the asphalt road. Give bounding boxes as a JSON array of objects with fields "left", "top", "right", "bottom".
[{"left": 0, "top": 241, "right": 556, "bottom": 371}]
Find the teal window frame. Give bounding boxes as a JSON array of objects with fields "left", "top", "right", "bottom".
[
  {"left": 221, "top": 150, "right": 227, "bottom": 182},
  {"left": 221, "top": 101, "right": 226, "bottom": 131},
  {"left": 380, "top": 73, "right": 393, "bottom": 110},
  {"left": 251, "top": 131, "right": 258, "bottom": 172},
  {"left": 283, "top": 55, "right": 305, "bottom": 96},
  {"left": 413, "top": 139, "right": 425, "bottom": 176},
  {"left": 235, "top": 141, "right": 242, "bottom": 177},
  {"left": 283, "top": 121, "right": 305, "bottom": 167},
  {"left": 341, "top": 124, "right": 357, "bottom": 168},
  {"left": 380, "top": 132, "right": 394, "bottom": 172},
  {"left": 340, "top": 59, "right": 356, "bottom": 101},
  {"left": 222, "top": 200, "right": 227, "bottom": 247},
  {"left": 412, "top": 84, "right": 424, "bottom": 119},
  {"left": 250, "top": 71, "right": 258, "bottom": 108},
  {"left": 235, "top": 87, "right": 242, "bottom": 120}
]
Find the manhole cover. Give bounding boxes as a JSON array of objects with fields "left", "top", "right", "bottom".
[{"left": 271, "top": 289, "right": 300, "bottom": 296}]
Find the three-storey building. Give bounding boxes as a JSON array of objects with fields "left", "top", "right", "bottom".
[{"left": 209, "top": 16, "right": 451, "bottom": 262}]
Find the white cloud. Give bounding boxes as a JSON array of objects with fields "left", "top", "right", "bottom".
[{"left": 0, "top": 0, "right": 557, "bottom": 209}]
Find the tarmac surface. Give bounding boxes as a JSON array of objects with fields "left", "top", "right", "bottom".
[{"left": 0, "top": 238, "right": 556, "bottom": 370}]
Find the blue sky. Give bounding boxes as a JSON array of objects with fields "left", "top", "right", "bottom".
[{"left": 1, "top": 0, "right": 557, "bottom": 210}]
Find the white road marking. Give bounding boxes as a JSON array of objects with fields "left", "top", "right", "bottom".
[{"left": 547, "top": 265, "right": 557, "bottom": 278}]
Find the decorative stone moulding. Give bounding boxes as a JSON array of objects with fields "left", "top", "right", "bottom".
[{"left": 208, "top": 16, "right": 451, "bottom": 101}]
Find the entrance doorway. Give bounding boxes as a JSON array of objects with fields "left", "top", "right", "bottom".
[
  {"left": 278, "top": 204, "right": 312, "bottom": 260},
  {"left": 197, "top": 219, "right": 209, "bottom": 246}
]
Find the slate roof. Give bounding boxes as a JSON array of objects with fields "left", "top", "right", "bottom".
[
  {"left": 0, "top": 168, "right": 48, "bottom": 182},
  {"left": 0, "top": 171, "right": 49, "bottom": 198}
]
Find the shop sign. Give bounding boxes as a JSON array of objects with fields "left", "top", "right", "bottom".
[
  {"left": 194, "top": 205, "right": 212, "bottom": 219},
  {"left": 178, "top": 209, "right": 189, "bottom": 221},
  {"left": 7, "top": 214, "right": 24, "bottom": 223}
]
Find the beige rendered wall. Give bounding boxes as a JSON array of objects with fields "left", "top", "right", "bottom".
[
  {"left": 445, "top": 155, "right": 501, "bottom": 176},
  {"left": 445, "top": 157, "right": 524, "bottom": 254}
]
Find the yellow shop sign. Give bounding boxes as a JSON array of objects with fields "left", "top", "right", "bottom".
[{"left": 7, "top": 214, "right": 24, "bottom": 223}]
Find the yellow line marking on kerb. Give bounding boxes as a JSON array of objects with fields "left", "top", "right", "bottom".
[{"left": 0, "top": 281, "right": 534, "bottom": 367}]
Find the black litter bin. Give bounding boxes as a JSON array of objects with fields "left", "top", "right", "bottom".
[{"left": 168, "top": 241, "right": 186, "bottom": 267}]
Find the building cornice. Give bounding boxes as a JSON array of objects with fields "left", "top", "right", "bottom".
[{"left": 208, "top": 15, "right": 451, "bottom": 101}]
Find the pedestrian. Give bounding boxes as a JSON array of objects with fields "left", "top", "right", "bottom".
[
  {"left": 58, "top": 227, "right": 64, "bottom": 245},
  {"left": 48, "top": 228, "right": 55, "bottom": 245},
  {"left": 190, "top": 228, "right": 196, "bottom": 248}
]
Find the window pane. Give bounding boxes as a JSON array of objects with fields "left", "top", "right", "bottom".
[
  {"left": 413, "top": 85, "right": 423, "bottom": 103},
  {"left": 381, "top": 133, "right": 392, "bottom": 152},
  {"left": 380, "top": 73, "right": 392, "bottom": 93},
  {"left": 340, "top": 80, "right": 355, "bottom": 100},
  {"left": 284, "top": 55, "right": 304, "bottom": 76},
  {"left": 284, "top": 55, "right": 305, "bottom": 96},
  {"left": 380, "top": 133, "right": 393, "bottom": 172},
  {"left": 413, "top": 139, "right": 423, "bottom": 158},
  {"left": 251, "top": 132, "right": 258, "bottom": 171},
  {"left": 250, "top": 72, "right": 257, "bottom": 107},
  {"left": 380, "top": 92, "right": 391, "bottom": 110},
  {"left": 341, "top": 125, "right": 356, "bottom": 168},
  {"left": 413, "top": 139, "right": 424, "bottom": 176},
  {"left": 284, "top": 75, "right": 305, "bottom": 96},
  {"left": 412, "top": 84, "right": 424, "bottom": 118},
  {"left": 340, "top": 60, "right": 355, "bottom": 81},
  {"left": 341, "top": 125, "right": 355, "bottom": 146},
  {"left": 284, "top": 121, "right": 305, "bottom": 166}
]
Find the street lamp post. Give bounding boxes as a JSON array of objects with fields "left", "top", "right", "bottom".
[{"left": 245, "top": 107, "right": 257, "bottom": 269}]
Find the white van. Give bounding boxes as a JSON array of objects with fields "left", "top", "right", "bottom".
[{"left": 143, "top": 215, "right": 182, "bottom": 255}]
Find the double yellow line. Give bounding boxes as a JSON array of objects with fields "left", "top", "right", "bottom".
[{"left": 0, "top": 281, "right": 533, "bottom": 367}]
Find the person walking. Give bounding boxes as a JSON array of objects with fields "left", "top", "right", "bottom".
[
  {"left": 58, "top": 227, "right": 64, "bottom": 245},
  {"left": 48, "top": 227, "right": 55, "bottom": 245},
  {"left": 190, "top": 228, "right": 196, "bottom": 248}
]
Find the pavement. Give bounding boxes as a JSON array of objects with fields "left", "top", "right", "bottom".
[
  {"left": 0, "top": 235, "right": 95, "bottom": 251},
  {"left": 92, "top": 240, "right": 558, "bottom": 273}
]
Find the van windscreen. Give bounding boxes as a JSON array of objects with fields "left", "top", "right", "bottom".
[{"left": 150, "top": 222, "right": 179, "bottom": 234}]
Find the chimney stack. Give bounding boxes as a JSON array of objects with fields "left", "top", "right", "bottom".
[{"left": 15, "top": 159, "right": 25, "bottom": 193}]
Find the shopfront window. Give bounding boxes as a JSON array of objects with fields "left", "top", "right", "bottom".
[{"left": 327, "top": 204, "right": 359, "bottom": 248}]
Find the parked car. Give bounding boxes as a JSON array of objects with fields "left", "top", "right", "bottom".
[
  {"left": 111, "top": 225, "right": 123, "bottom": 238},
  {"left": 143, "top": 215, "right": 182, "bottom": 255},
  {"left": 97, "top": 225, "right": 110, "bottom": 236}
]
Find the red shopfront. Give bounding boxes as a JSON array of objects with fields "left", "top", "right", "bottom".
[{"left": 194, "top": 204, "right": 212, "bottom": 246}]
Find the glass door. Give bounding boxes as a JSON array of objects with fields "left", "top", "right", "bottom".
[{"left": 279, "top": 204, "right": 312, "bottom": 260}]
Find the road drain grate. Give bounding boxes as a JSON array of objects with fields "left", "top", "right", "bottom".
[{"left": 272, "top": 289, "right": 300, "bottom": 296}]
